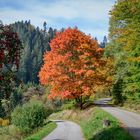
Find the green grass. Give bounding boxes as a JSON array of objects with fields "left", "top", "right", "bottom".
[
  {"left": 121, "top": 99, "right": 140, "bottom": 114},
  {"left": 24, "top": 122, "right": 57, "bottom": 140},
  {"left": 49, "top": 107, "right": 133, "bottom": 140},
  {"left": 80, "top": 108, "right": 133, "bottom": 140}
]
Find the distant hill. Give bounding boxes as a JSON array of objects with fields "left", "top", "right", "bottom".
[{"left": 11, "top": 21, "right": 56, "bottom": 83}]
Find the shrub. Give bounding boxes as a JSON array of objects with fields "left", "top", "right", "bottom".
[
  {"left": 61, "top": 101, "right": 75, "bottom": 110},
  {"left": 11, "top": 100, "right": 50, "bottom": 133},
  {"left": 10, "top": 89, "right": 23, "bottom": 110},
  {"left": 0, "top": 118, "right": 10, "bottom": 126},
  {"left": 2, "top": 119, "right": 10, "bottom": 126},
  {"left": 112, "top": 78, "right": 124, "bottom": 104}
]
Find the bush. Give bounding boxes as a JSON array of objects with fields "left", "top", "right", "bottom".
[
  {"left": 10, "top": 88, "right": 23, "bottom": 110},
  {"left": 61, "top": 101, "right": 75, "bottom": 110},
  {"left": 0, "top": 118, "right": 10, "bottom": 126},
  {"left": 112, "top": 78, "right": 124, "bottom": 104},
  {"left": 11, "top": 100, "right": 50, "bottom": 133}
]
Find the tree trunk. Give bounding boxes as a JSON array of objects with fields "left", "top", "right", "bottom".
[
  {"left": 79, "top": 96, "right": 83, "bottom": 110},
  {"left": 75, "top": 96, "right": 84, "bottom": 109}
]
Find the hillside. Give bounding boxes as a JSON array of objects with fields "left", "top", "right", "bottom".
[{"left": 11, "top": 21, "right": 56, "bottom": 83}]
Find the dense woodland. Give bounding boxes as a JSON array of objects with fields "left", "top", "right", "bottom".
[
  {"left": 11, "top": 21, "right": 106, "bottom": 84},
  {"left": 11, "top": 21, "right": 56, "bottom": 83},
  {"left": 0, "top": 0, "right": 140, "bottom": 139}
]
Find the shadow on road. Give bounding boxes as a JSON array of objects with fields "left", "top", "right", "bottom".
[
  {"left": 88, "top": 126, "right": 135, "bottom": 140},
  {"left": 53, "top": 120, "right": 64, "bottom": 122},
  {"left": 93, "top": 98, "right": 116, "bottom": 107},
  {"left": 82, "top": 98, "right": 114, "bottom": 109},
  {"left": 93, "top": 103, "right": 115, "bottom": 107}
]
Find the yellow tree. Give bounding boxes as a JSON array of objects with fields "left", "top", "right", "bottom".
[{"left": 106, "top": 0, "right": 140, "bottom": 101}]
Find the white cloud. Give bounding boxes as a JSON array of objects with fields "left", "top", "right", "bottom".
[
  {"left": 21, "top": 0, "right": 114, "bottom": 20},
  {"left": 0, "top": 0, "right": 115, "bottom": 41}
]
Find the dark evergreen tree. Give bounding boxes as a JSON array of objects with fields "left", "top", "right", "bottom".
[
  {"left": 103, "top": 36, "right": 107, "bottom": 44},
  {"left": 100, "top": 36, "right": 107, "bottom": 48},
  {"left": 95, "top": 37, "right": 98, "bottom": 42},
  {"left": 112, "top": 78, "right": 124, "bottom": 104},
  {"left": 43, "top": 21, "right": 47, "bottom": 32},
  {"left": 11, "top": 21, "right": 56, "bottom": 83},
  {"left": 10, "top": 90, "right": 22, "bottom": 110},
  {"left": 48, "top": 27, "right": 54, "bottom": 39}
]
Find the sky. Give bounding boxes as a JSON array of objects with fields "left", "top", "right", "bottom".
[{"left": 0, "top": 0, "right": 115, "bottom": 42}]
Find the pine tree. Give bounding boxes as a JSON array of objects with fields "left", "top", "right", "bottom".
[
  {"left": 11, "top": 21, "right": 56, "bottom": 83},
  {"left": 43, "top": 21, "right": 47, "bottom": 32}
]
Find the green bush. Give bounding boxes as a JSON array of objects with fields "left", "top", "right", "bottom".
[
  {"left": 11, "top": 100, "right": 50, "bottom": 133},
  {"left": 112, "top": 78, "right": 124, "bottom": 104},
  {"left": 10, "top": 89, "right": 23, "bottom": 110},
  {"left": 61, "top": 100, "right": 75, "bottom": 110}
]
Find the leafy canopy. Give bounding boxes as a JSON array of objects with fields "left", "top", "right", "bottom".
[
  {"left": 0, "top": 24, "right": 22, "bottom": 99},
  {"left": 39, "top": 28, "right": 105, "bottom": 103}
]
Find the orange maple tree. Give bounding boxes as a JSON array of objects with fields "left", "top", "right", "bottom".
[{"left": 39, "top": 27, "right": 105, "bottom": 108}]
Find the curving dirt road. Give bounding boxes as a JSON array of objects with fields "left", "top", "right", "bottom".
[
  {"left": 42, "top": 120, "right": 84, "bottom": 140},
  {"left": 95, "top": 98, "right": 140, "bottom": 140}
]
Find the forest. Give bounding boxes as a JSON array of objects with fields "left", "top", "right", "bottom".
[{"left": 0, "top": 0, "right": 140, "bottom": 140}]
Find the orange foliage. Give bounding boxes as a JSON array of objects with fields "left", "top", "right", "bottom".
[{"left": 39, "top": 28, "right": 105, "bottom": 100}]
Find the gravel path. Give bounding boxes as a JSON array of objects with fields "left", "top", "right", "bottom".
[
  {"left": 95, "top": 98, "right": 140, "bottom": 140},
  {"left": 42, "top": 120, "right": 84, "bottom": 140}
]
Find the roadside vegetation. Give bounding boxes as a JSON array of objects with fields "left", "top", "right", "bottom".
[
  {"left": 120, "top": 100, "right": 140, "bottom": 114},
  {"left": 24, "top": 122, "right": 56, "bottom": 140},
  {"left": 0, "top": 84, "right": 57, "bottom": 140},
  {"left": 0, "top": 121, "right": 56, "bottom": 140}
]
